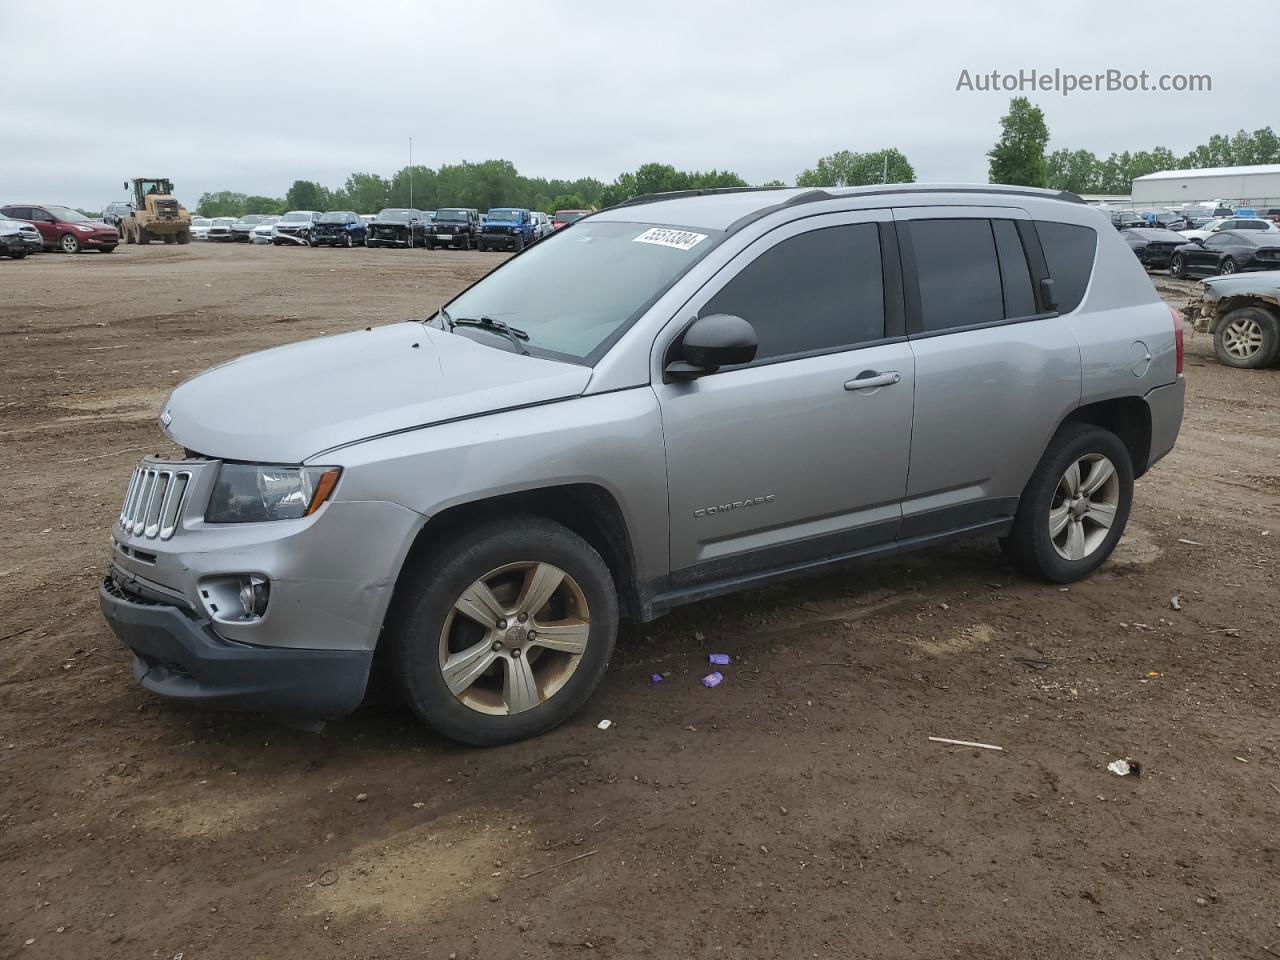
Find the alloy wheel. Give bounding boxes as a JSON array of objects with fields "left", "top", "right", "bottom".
[
  {"left": 438, "top": 561, "right": 591, "bottom": 716},
  {"left": 60, "top": 233, "right": 80, "bottom": 254},
  {"left": 1220, "top": 316, "right": 1265, "bottom": 360},
  {"left": 1049, "top": 453, "right": 1120, "bottom": 561},
  {"left": 1219, "top": 258, "right": 1236, "bottom": 275}
]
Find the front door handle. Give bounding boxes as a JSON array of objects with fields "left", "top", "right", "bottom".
[{"left": 844, "top": 370, "right": 901, "bottom": 391}]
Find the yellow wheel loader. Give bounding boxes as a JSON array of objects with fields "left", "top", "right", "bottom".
[{"left": 118, "top": 178, "right": 192, "bottom": 246}]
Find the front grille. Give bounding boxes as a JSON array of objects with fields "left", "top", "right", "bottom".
[
  {"left": 154, "top": 199, "right": 179, "bottom": 221},
  {"left": 120, "top": 465, "right": 192, "bottom": 540}
]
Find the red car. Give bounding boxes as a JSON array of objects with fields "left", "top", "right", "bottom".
[
  {"left": 0, "top": 204, "right": 119, "bottom": 253},
  {"left": 552, "top": 209, "right": 592, "bottom": 230}
]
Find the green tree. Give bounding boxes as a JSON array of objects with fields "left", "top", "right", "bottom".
[
  {"left": 284, "top": 180, "right": 330, "bottom": 212},
  {"left": 759, "top": 179, "right": 788, "bottom": 188},
  {"left": 795, "top": 148, "right": 915, "bottom": 187},
  {"left": 335, "top": 172, "right": 390, "bottom": 213},
  {"left": 1046, "top": 148, "right": 1100, "bottom": 194},
  {"left": 598, "top": 163, "right": 747, "bottom": 207},
  {"left": 243, "top": 195, "right": 285, "bottom": 215},
  {"left": 988, "top": 97, "right": 1050, "bottom": 187},
  {"left": 196, "top": 191, "right": 250, "bottom": 217}
]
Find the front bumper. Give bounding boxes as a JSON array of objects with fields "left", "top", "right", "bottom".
[
  {"left": 1, "top": 237, "right": 26, "bottom": 255},
  {"left": 479, "top": 232, "right": 520, "bottom": 248},
  {"left": 100, "top": 577, "right": 373, "bottom": 716},
  {"left": 83, "top": 233, "right": 118, "bottom": 247}
]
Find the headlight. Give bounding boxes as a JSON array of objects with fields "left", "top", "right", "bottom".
[
  {"left": 206, "top": 464, "right": 341, "bottom": 523},
  {"left": 76, "top": 224, "right": 96, "bottom": 232}
]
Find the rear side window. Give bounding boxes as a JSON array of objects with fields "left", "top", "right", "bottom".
[
  {"left": 702, "top": 223, "right": 884, "bottom": 362},
  {"left": 992, "top": 220, "right": 1036, "bottom": 318},
  {"left": 1036, "top": 221, "right": 1097, "bottom": 313},
  {"left": 909, "top": 219, "right": 1004, "bottom": 332}
]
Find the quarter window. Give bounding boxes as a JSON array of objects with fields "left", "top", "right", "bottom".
[
  {"left": 701, "top": 223, "right": 885, "bottom": 363},
  {"left": 1035, "top": 221, "right": 1097, "bottom": 314},
  {"left": 909, "top": 219, "right": 1005, "bottom": 333}
]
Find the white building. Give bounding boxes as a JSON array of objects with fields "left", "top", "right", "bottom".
[{"left": 1131, "top": 164, "right": 1280, "bottom": 208}]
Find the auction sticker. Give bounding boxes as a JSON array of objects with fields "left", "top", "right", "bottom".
[{"left": 633, "top": 227, "right": 707, "bottom": 251}]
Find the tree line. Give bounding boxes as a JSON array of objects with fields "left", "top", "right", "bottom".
[
  {"left": 989, "top": 96, "right": 1280, "bottom": 194},
  {"left": 192, "top": 106, "right": 1280, "bottom": 218}
]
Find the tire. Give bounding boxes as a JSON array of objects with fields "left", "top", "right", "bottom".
[
  {"left": 512, "top": 235, "right": 525, "bottom": 253},
  {"left": 1169, "top": 253, "right": 1185, "bottom": 278},
  {"left": 60, "top": 233, "right": 81, "bottom": 254},
  {"left": 343, "top": 234, "right": 353, "bottom": 248},
  {"left": 1002, "top": 423, "right": 1133, "bottom": 583},
  {"left": 8, "top": 250, "right": 26, "bottom": 260},
  {"left": 1214, "top": 306, "right": 1280, "bottom": 369},
  {"left": 176, "top": 230, "right": 190, "bottom": 245},
  {"left": 390, "top": 515, "right": 619, "bottom": 746},
  {"left": 477, "top": 241, "right": 486, "bottom": 252},
  {"left": 163, "top": 234, "right": 176, "bottom": 245},
  {"left": 461, "top": 235, "right": 472, "bottom": 251},
  {"left": 1218, "top": 257, "right": 1237, "bottom": 276},
  {"left": 99, "top": 245, "right": 116, "bottom": 254},
  {"left": 138, "top": 227, "right": 151, "bottom": 245}
]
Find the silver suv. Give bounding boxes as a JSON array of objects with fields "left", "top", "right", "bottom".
[{"left": 100, "top": 185, "right": 1185, "bottom": 745}]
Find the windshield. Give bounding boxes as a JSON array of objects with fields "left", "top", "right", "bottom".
[
  {"left": 488, "top": 209, "right": 524, "bottom": 221},
  {"left": 281, "top": 212, "right": 314, "bottom": 222},
  {"left": 377, "top": 209, "right": 413, "bottom": 221},
  {"left": 237, "top": 215, "right": 266, "bottom": 224},
  {"left": 440, "top": 220, "right": 718, "bottom": 361},
  {"left": 44, "top": 205, "right": 91, "bottom": 222},
  {"left": 319, "top": 211, "right": 352, "bottom": 223},
  {"left": 435, "top": 209, "right": 468, "bottom": 221},
  {"left": 192, "top": 218, "right": 210, "bottom": 226}
]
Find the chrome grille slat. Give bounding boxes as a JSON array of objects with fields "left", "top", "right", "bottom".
[{"left": 118, "top": 462, "right": 195, "bottom": 541}]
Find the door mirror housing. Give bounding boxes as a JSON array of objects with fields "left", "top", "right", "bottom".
[{"left": 666, "top": 314, "right": 758, "bottom": 380}]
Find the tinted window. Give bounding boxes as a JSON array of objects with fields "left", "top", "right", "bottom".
[
  {"left": 702, "top": 224, "right": 884, "bottom": 362},
  {"left": 1204, "top": 234, "right": 1232, "bottom": 248},
  {"left": 1035, "top": 221, "right": 1097, "bottom": 313},
  {"left": 992, "top": 220, "right": 1036, "bottom": 318},
  {"left": 1239, "top": 220, "right": 1267, "bottom": 230},
  {"left": 910, "top": 219, "right": 1004, "bottom": 332}
]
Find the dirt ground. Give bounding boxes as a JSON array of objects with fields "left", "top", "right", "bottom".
[{"left": 2, "top": 243, "right": 1278, "bottom": 960}]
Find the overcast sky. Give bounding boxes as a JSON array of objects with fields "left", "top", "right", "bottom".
[{"left": 3, "top": 0, "right": 1276, "bottom": 209}]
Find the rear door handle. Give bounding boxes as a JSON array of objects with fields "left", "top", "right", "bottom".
[{"left": 844, "top": 371, "right": 901, "bottom": 391}]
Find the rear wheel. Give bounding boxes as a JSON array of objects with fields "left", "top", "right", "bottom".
[
  {"left": 1214, "top": 306, "right": 1280, "bottom": 368},
  {"left": 390, "top": 516, "right": 618, "bottom": 746},
  {"left": 59, "top": 233, "right": 81, "bottom": 254},
  {"left": 138, "top": 227, "right": 151, "bottom": 245},
  {"left": 1002, "top": 423, "right": 1133, "bottom": 583},
  {"left": 1218, "top": 257, "right": 1237, "bottom": 275},
  {"left": 176, "top": 230, "right": 190, "bottom": 245}
]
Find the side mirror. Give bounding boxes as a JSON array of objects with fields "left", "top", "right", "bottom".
[
  {"left": 122, "top": 181, "right": 129, "bottom": 191},
  {"left": 1039, "top": 278, "right": 1058, "bottom": 312},
  {"left": 1193, "top": 237, "right": 1204, "bottom": 245},
  {"left": 666, "top": 314, "right": 757, "bottom": 380}
]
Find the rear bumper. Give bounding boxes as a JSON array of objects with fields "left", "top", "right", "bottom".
[
  {"left": 100, "top": 577, "right": 373, "bottom": 716},
  {"left": 1145, "top": 376, "right": 1185, "bottom": 470}
]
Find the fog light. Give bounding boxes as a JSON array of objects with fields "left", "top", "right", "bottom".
[{"left": 238, "top": 575, "right": 270, "bottom": 620}]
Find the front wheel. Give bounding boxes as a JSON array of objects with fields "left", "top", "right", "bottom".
[
  {"left": 1002, "top": 423, "right": 1133, "bottom": 583},
  {"left": 1214, "top": 306, "right": 1280, "bottom": 368},
  {"left": 1219, "top": 257, "right": 1237, "bottom": 276},
  {"left": 512, "top": 235, "right": 525, "bottom": 253},
  {"left": 60, "top": 233, "right": 82, "bottom": 254},
  {"left": 390, "top": 516, "right": 618, "bottom": 746},
  {"left": 1169, "top": 253, "right": 1185, "bottom": 278},
  {"left": 343, "top": 233, "right": 353, "bottom": 248},
  {"left": 99, "top": 245, "right": 116, "bottom": 254},
  {"left": 176, "top": 230, "right": 190, "bottom": 245}
]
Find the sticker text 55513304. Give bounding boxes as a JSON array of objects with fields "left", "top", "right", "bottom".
[{"left": 632, "top": 227, "right": 707, "bottom": 252}]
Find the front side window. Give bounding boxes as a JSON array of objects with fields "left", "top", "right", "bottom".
[
  {"left": 441, "top": 219, "right": 721, "bottom": 362},
  {"left": 1203, "top": 234, "right": 1233, "bottom": 248},
  {"left": 910, "top": 219, "right": 1004, "bottom": 332},
  {"left": 701, "top": 223, "right": 884, "bottom": 362}
]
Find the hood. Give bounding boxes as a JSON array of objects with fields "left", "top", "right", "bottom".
[
  {"left": 161, "top": 323, "right": 592, "bottom": 463},
  {"left": 1199, "top": 270, "right": 1280, "bottom": 300}
]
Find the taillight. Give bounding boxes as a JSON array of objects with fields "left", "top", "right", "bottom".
[{"left": 1168, "top": 303, "right": 1184, "bottom": 375}]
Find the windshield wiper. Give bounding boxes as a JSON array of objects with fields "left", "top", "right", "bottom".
[{"left": 450, "top": 315, "right": 530, "bottom": 355}]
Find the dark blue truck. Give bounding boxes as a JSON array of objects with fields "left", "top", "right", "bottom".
[{"left": 478, "top": 207, "right": 535, "bottom": 252}]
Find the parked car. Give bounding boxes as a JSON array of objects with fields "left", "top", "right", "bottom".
[
  {"left": 4, "top": 217, "right": 43, "bottom": 254},
  {"left": 1107, "top": 210, "right": 1145, "bottom": 231},
  {"left": 230, "top": 214, "right": 270, "bottom": 242},
  {"left": 530, "top": 211, "right": 553, "bottom": 240},
  {"left": 1181, "top": 209, "right": 1218, "bottom": 230},
  {"left": 1122, "top": 228, "right": 1187, "bottom": 270},
  {"left": 103, "top": 202, "right": 134, "bottom": 228},
  {"left": 310, "top": 211, "right": 367, "bottom": 248},
  {"left": 1170, "top": 231, "right": 1280, "bottom": 278},
  {"left": 206, "top": 217, "right": 237, "bottom": 242},
  {"left": 1265, "top": 208, "right": 1280, "bottom": 224},
  {"left": 100, "top": 184, "right": 1183, "bottom": 746},
  {"left": 1184, "top": 271, "right": 1280, "bottom": 368},
  {"left": 0, "top": 218, "right": 29, "bottom": 259},
  {"left": 478, "top": 207, "right": 535, "bottom": 252},
  {"left": 272, "top": 210, "right": 320, "bottom": 245},
  {"left": 429, "top": 208, "right": 481, "bottom": 249},
  {"left": 250, "top": 217, "right": 281, "bottom": 244},
  {"left": 1181, "top": 217, "right": 1280, "bottom": 242},
  {"left": 0, "top": 204, "right": 118, "bottom": 253},
  {"left": 1212, "top": 207, "right": 1235, "bottom": 217},
  {"left": 367, "top": 208, "right": 430, "bottom": 248},
  {"left": 190, "top": 217, "right": 213, "bottom": 240},
  {"left": 553, "top": 209, "right": 591, "bottom": 230}
]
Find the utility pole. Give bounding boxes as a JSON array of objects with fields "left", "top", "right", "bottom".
[{"left": 409, "top": 136, "right": 414, "bottom": 248}]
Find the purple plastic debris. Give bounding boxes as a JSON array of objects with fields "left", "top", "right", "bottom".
[
  {"left": 702, "top": 671, "right": 724, "bottom": 688},
  {"left": 650, "top": 673, "right": 664, "bottom": 684},
  {"left": 708, "top": 653, "right": 731, "bottom": 666}
]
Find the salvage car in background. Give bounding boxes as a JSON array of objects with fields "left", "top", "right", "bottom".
[
  {"left": 0, "top": 218, "right": 30, "bottom": 258},
  {"left": 272, "top": 210, "right": 320, "bottom": 245},
  {"left": 5, "top": 218, "right": 43, "bottom": 254},
  {"left": 206, "top": 217, "right": 237, "bottom": 242},
  {"left": 231, "top": 214, "right": 270, "bottom": 243},
  {"left": 1182, "top": 217, "right": 1280, "bottom": 242},
  {"left": 190, "top": 217, "right": 212, "bottom": 240},
  {"left": 478, "top": 207, "right": 535, "bottom": 251},
  {"left": 368, "top": 208, "right": 430, "bottom": 248},
  {"left": 103, "top": 202, "right": 133, "bottom": 229},
  {"left": 1170, "top": 231, "right": 1280, "bottom": 278},
  {"left": 251, "top": 217, "right": 281, "bottom": 244},
  {"left": 310, "top": 210, "right": 367, "bottom": 248},
  {"left": 1184, "top": 271, "right": 1280, "bottom": 368},
  {"left": 0, "top": 204, "right": 118, "bottom": 253},
  {"left": 429, "top": 207, "right": 481, "bottom": 249},
  {"left": 1123, "top": 228, "right": 1187, "bottom": 271}
]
